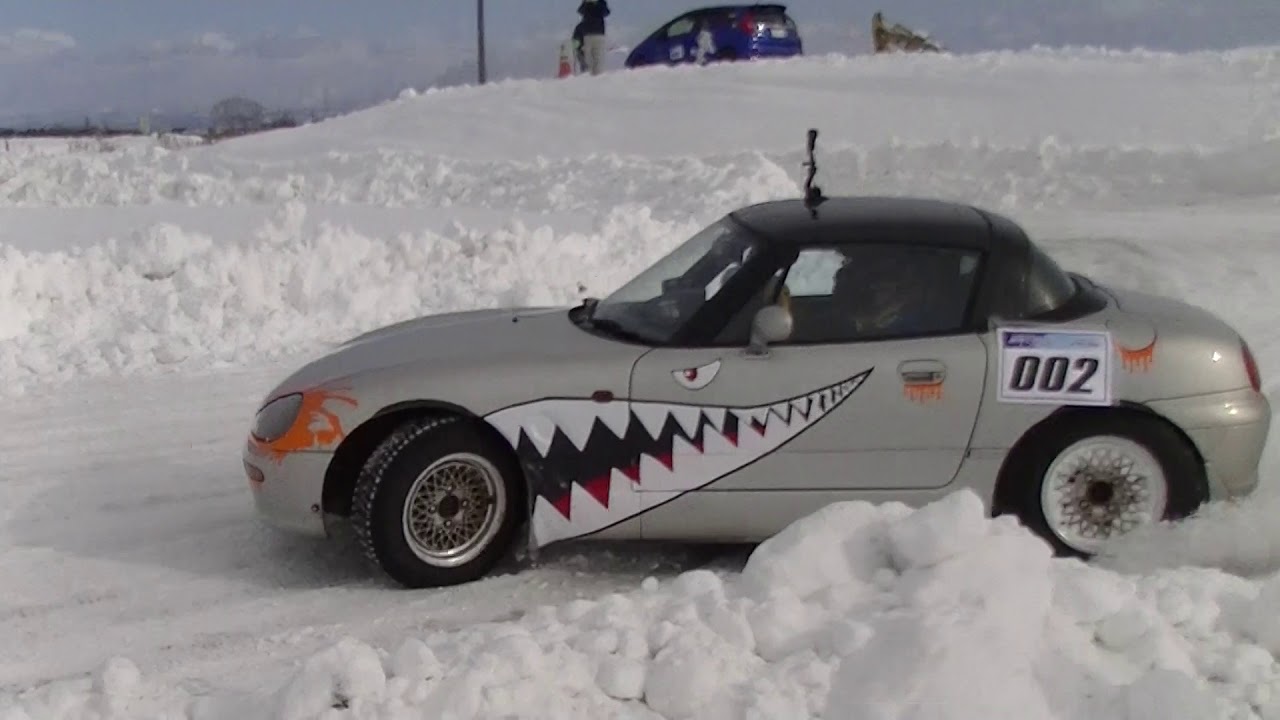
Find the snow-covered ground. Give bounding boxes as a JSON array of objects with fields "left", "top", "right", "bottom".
[{"left": 2, "top": 48, "right": 1280, "bottom": 718}]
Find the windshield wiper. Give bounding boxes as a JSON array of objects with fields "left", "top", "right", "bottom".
[{"left": 588, "top": 317, "right": 652, "bottom": 345}]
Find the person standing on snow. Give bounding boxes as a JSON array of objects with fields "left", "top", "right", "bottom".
[
  {"left": 576, "top": 0, "right": 610, "bottom": 75},
  {"left": 572, "top": 20, "right": 588, "bottom": 73},
  {"left": 694, "top": 19, "right": 717, "bottom": 64}
]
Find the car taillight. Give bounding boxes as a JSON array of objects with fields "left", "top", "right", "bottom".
[
  {"left": 739, "top": 12, "right": 756, "bottom": 35},
  {"left": 1243, "top": 339, "right": 1262, "bottom": 392}
]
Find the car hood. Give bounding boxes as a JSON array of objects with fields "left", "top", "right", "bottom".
[
  {"left": 267, "top": 305, "right": 634, "bottom": 398},
  {"left": 341, "top": 307, "right": 526, "bottom": 345}
]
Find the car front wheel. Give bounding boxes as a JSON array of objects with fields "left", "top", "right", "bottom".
[
  {"left": 1011, "top": 414, "right": 1207, "bottom": 558},
  {"left": 351, "top": 416, "right": 523, "bottom": 588}
]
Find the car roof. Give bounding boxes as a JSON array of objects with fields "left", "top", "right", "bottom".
[
  {"left": 726, "top": 195, "right": 1024, "bottom": 253},
  {"left": 686, "top": 4, "right": 789, "bottom": 15}
]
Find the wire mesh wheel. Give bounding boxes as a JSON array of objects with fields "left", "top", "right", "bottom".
[
  {"left": 400, "top": 451, "right": 506, "bottom": 568},
  {"left": 1039, "top": 435, "right": 1168, "bottom": 555}
]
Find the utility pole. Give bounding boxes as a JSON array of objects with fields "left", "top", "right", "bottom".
[{"left": 477, "top": 0, "right": 487, "bottom": 84}]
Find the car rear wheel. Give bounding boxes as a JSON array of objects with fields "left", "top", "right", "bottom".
[
  {"left": 351, "top": 416, "right": 523, "bottom": 588},
  {"left": 1010, "top": 413, "right": 1207, "bottom": 558}
]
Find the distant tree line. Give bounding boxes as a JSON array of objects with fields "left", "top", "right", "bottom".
[
  {"left": 0, "top": 124, "right": 147, "bottom": 139},
  {"left": 0, "top": 95, "right": 301, "bottom": 141}
]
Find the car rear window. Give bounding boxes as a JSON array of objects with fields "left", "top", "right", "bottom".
[
  {"left": 757, "top": 8, "right": 792, "bottom": 25},
  {"left": 720, "top": 6, "right": 795, "bottom": 31}
]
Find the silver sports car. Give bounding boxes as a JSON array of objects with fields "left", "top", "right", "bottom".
[{"left": 243, "top": 163, "right": 1269, "bottom": 588}]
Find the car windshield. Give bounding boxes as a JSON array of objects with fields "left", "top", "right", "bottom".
[{"left": 587, "top": 218, "right": 759, "bottom": 344}]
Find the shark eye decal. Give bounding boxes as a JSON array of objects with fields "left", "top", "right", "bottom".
[{"left": 672, "top": 360, "right": 721, "bottom": 390}]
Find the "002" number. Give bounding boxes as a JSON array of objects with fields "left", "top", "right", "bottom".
[{"left": 1008, "top": 355, "right": 1099, "bottom": 394}]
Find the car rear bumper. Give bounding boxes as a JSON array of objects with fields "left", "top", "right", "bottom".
[
  {"left": 242, "top": 442, "right": 331, "bottom": 537},
  {"left": 1146, "top": 387, "right": 1272, "bottom": 500},
  {"left": 749, "top": 42, "right": 802, "bottom": 57}
]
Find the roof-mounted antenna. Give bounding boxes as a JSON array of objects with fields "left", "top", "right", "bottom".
[{"left": 802, "top": 128, "right": 826, "bottom": 217}]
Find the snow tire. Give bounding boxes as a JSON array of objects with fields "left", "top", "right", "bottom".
[
  {"left": 351, "top": 415, "right": 523, "bottom": 588},
  {"left": 1010, "top": 412, "right": 1207, "bottom": 559}
]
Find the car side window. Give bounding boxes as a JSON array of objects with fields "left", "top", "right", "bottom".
[
  {"left": 1019, "top": 243, "right": 1078, "bottom": 317},
  {"left": 779, "top": 243, "right": 982, "bottom": 343},
  {"left": 782, "top": 248, "right": 842, "bottom": 296},
  {"left": 703, "top": 11, "right": 732, "bottom": 30},
  {"left": 666, "top": 17, "right": 696, "bottom": 37},
  {"left": 713, "top": 267, "right": 787, "bottom": 345}
]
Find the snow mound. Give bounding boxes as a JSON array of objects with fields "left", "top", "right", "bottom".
[
  {"left": 6, "top": 141, "right": 1280, "bottom": 397},
  {"left": 3, "top": 45, "right": 1279, "bottom": 395},
  {"left": 5, "top": 140, "right": 1280, "bottom": 212},
  {"left": 216, "top": 46, "right": 1280, "bottom": 162},
  {"left": 7, "top": 489, "right": 1280, "bottom": 719},
  {"left": 2, "top": 47, "right": 1278, "bottom": 210},
  {"left": 0, "top": 202, "right": 700, "bottom": 395}
]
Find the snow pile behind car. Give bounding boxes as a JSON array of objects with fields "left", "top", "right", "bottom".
[
  {"left": 9, "top": 489, "right": 1280, "bottom": 719},
  {"left": 0, "top": 48, "right": 1277, "bottom": 397},
  {"left": 0, "top": 201, "right": 702, "bottom": 394}
]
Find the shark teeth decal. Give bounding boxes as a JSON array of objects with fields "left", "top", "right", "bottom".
[{"left": 485, "top": 369, "right": 873, "bottom": 547}]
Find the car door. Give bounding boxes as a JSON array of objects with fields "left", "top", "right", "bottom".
[
  {"left": 662, "top": 15, "right": 699, "bottom": 63},
  {"left": 626, "top": 241, "right": 988, "bottom": 495}
]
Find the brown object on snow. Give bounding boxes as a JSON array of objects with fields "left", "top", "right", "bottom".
[{"left": 872, "top": 11, "right": 942, "bottom": 54}]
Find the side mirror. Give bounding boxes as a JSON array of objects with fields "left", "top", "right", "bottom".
[{"left": 746, "top": 304, "right": 793, "bottom": 357}]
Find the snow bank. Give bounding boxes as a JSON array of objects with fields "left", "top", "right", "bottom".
[
  {"left": 5, "top": 138, "right": 1280, "bottom": 211},
  {"left": 7, "top": 489, "right": 1279, "bottom": 719},
  {"left": 9, "top": 196, "right": 1280, "bottom": 400},
  {"left": 0, "top": 201, "right": 700, "bottom": 395},
  {"left": 2, "top": 48, "right": 1278, "bottom": 210},
  {"left": 217, "top": 46, "right": 1280, "bottom": 162},
  {"left": 2, "top": 46, "right": 1278, "bottom": 396}
]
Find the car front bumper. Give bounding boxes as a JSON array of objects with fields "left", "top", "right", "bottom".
[
  {"left": 242, "top": 441, "right": 332, "bottom": 537},
  {"left": 1146, "top": 387, "right": 1272, "bottom": 500}
]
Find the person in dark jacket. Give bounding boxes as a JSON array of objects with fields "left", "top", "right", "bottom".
[
  {"left": 572, "top": 20, "right": 588, "bottom": 73},
  {"left": 576, "top": 0, "right": 610, "bottom": 75}
]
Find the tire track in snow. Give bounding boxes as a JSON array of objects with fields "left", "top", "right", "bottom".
[{"left": 0, "top": 361, "right": 747, "bottom": 693}]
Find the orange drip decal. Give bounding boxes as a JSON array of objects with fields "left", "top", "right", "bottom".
[
  {"left": 251, "top": 389, "right": 358, "bottom": 463},
  {"left": 904, "top": 380, "right": 944, "bottom": 403},
  {"left": 1119, "top": 334, "right": 1157, "bottom": 372}
]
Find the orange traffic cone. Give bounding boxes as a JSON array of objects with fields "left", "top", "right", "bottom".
[{"left": 558, "top": 41, "right": 573, "bottom": 78}]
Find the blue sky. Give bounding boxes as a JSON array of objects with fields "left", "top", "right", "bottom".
[{"left": 0, "top": 0, "right": 1276, "bottom": 127}]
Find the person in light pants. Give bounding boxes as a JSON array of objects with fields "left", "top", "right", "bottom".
[{"left": 576, "top": 0, "right": 610, "bottom": 75}]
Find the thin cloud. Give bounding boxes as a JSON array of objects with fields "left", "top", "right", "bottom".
[
  {"left": 0, "top": 28, "right": 77, "bottom": 62},
  {"left": 0, "top": 29, "right": 457, "bottom": 126}
]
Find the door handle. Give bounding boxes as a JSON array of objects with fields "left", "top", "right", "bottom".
[
  {"left": 898, "top": 359, "right": 946, "bottom": 384},
  {"left": 901, "top": 370, "right": 944, "bottom": 383}
]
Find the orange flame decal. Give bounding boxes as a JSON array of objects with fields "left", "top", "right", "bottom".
[
  {"left": 250, "top": 389, "right": 358, "bottom": 464},
  {"left": 904, "top": 380, "right": 944, "bottom": 403},
  {"left": 1119, "top": 335, "right": 1157, "bottom": 372}
]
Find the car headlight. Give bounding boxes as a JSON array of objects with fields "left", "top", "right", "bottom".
[{"left": 251, "top": 393, "right": 303, "bottom": 443}]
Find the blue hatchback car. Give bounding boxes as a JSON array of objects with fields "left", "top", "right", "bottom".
[{"left": 624, "top": 4, "right": 803, "bottom": 68}]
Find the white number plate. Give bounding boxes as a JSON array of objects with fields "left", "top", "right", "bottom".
[{"left": 997, "top": 328, "right": 1112, "bottom": 406}]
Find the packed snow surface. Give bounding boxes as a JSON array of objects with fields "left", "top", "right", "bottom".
[
  {"left": 2, "top": 47, "right": 1280, "bottom": 719},
  {"left": 12, "top": 490, "right": 1280, "bottom": 719}
]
